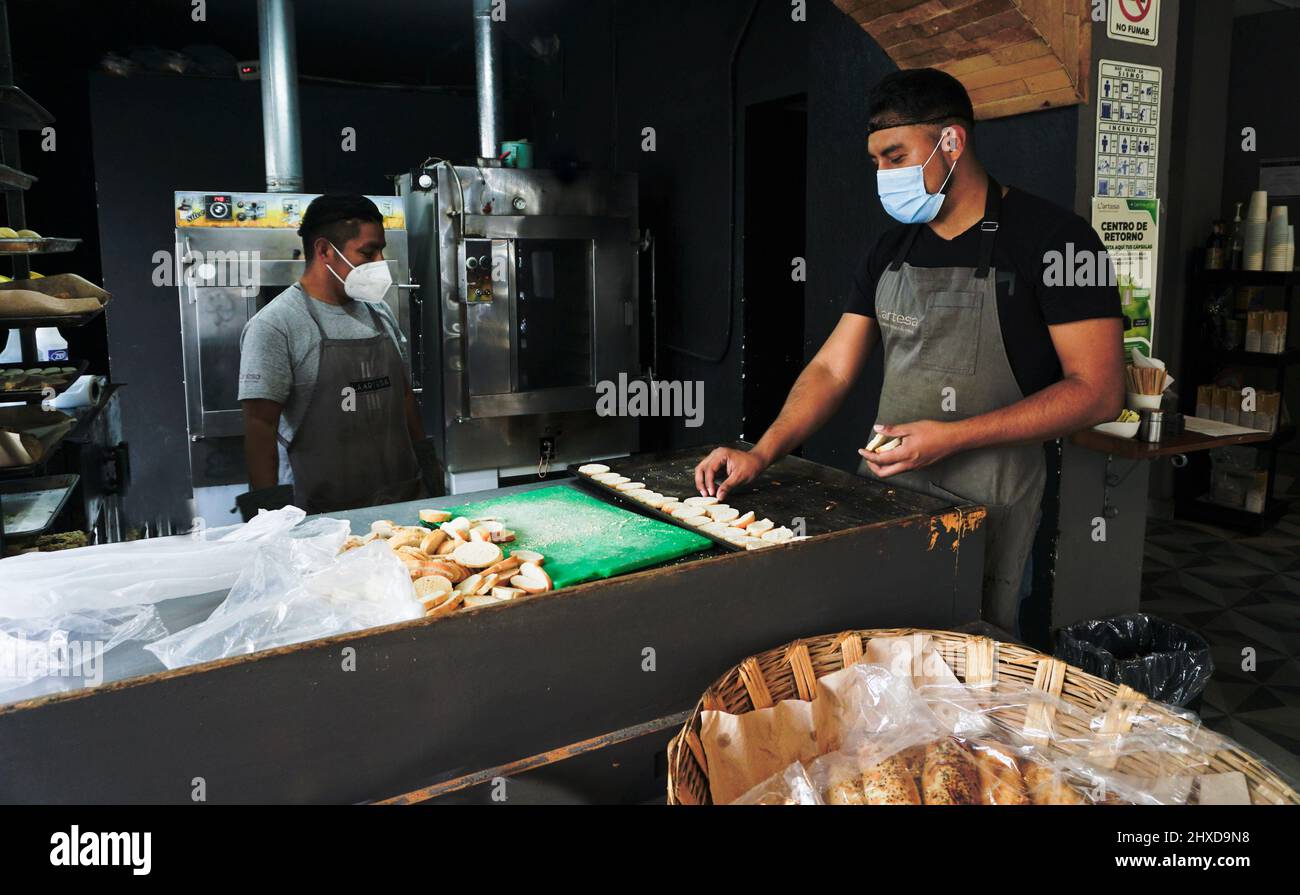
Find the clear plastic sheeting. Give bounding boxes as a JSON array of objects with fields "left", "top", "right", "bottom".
[
  {"left": 145, "top": 539, "right": 420, "bottom": 670},
  {"left": 0, "top": 507, "right": 312, "bottom": 619},
  {"left": 0, "top": 508, "right": 417, "bottom": 698},
  {"left": 0, "top": 604, "right": 168, "bottom": 698}
]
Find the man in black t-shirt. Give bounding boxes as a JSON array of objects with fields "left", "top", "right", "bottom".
[{"left": 695, "top": 69, "right": 1125, "bottom": 633}]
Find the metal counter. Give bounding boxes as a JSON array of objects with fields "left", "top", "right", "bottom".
[{"left": 0, "top": 453, "right": 988, "bottom": 804}]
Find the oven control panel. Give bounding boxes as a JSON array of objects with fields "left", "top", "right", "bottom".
[{"left": 175, "top": 192, "right": 406, "bottom": 230}]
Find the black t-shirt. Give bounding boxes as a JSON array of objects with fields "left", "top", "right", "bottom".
[{"left": 845, "top": 187, "right": 1122, "bottom": 397}]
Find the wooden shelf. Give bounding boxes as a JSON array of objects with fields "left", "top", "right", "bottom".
[{"left": 1071, "top": 425, "right": 1275, "bottom": 460}]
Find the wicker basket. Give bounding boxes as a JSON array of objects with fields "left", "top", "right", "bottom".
[{"left": 667, "top": 628, "right": 1299, "bottom": 805}]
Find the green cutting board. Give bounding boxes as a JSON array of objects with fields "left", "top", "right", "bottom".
[{"left": 444, "top": 485, "right": 712, "bottom": 589}]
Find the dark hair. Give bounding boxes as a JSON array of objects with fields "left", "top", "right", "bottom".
[
  {"left": 298, "top": 194, "right": 384, "bottom": 261},
  {"left": 867, "top": 68, "right": 975, "bottom": 138}
]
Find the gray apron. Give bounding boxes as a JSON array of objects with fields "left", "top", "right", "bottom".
[
  {"left": 861, "top": 178, "right": 1045, "bottom": 632},
  {"left": 282, "top": 291, "right": 424, "bottom": 514}
]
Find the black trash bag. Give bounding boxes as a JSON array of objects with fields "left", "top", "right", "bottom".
[{"left": 1055, "top": 613, "right": 1214, "bottom": 707}]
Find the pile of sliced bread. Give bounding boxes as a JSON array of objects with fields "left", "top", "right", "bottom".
[
  {"left": 577, "top": 463, "right": 802, "bottom": 551},
  {"left": 340, "top": 509, "right": 551, "bottom": 618}
]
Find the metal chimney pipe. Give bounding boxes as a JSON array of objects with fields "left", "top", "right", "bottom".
[
  {"left": 258, "top": 0, "right": 304, "bottom": 192},
  {"left": 473, "top": 0, "right": 502, "bottom": 161}
]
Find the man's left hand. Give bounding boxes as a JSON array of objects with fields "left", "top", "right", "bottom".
[{"left": 859, "top": 420, "right": 963, "bottom": 478}]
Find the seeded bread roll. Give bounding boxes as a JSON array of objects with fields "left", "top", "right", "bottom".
[
  {"left": 970, "top": 740, "right": 1031, "bottom": 805},
  {"left": 860, "top": 755, "right": 922, "bottom": 805},
  {"left": 1021, "top": 760, "right": 1088, "bottom": 805},
  {"left": 822, "top": 777, "right": 867, "bottom": 805},
  {"left": 921, "top": 738, "right": 980, "bottom": 805}
]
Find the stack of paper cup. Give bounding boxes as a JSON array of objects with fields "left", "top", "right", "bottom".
[
  {"left": 1266, "top": 206, "right": 1291, "bottom": 272},
  {"left": 1244, "top": 191, "right": 1269, "bottom": 271}
]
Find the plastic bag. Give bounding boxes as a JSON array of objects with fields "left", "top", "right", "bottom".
[
  {"left": 732, "top": 762, "right": 822, "bottom": 805},
  {"left": 0, "top": 507, "right": 315, "bottom": 620},
  {"left": 145, "top": 540, "right": 420, "bottom": 670},
  {"left": 1055, "top": 612, "right": 1214, "bottom": 706},
  {"left": 0, "top": 604, "right": 168, "bottom": 698},
  {"left": 915, "top": 680, "right": 1213, "bottom": 805}
]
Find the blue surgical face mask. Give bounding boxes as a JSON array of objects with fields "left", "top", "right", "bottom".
[{"left": 877, "top": 130, "right": 958, "bottom": 225}]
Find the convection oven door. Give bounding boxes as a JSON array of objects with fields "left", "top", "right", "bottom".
[{"left": 456, "top": 214, "right": 636, "bottom": 420}]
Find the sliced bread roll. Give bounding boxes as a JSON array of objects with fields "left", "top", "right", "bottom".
[
  {"left": 684, "top": 496, "right": 719, "bottom": 507},
  {"left": 511, "top": 549, "right": 545, "bottom": 565},
  {"left": 419, "top": 529, "right": 448, "bottom": 554},
  {"left": 492, "top": 586, "right": 525, "bottom": 601},
  {"left": 454, "top": 573, "right": 483, "bottom": 595},
  {"left": 388, "top": 529, "right": 423, "bottom": 551},
  {"left": 419, "top": 509, "right": 452, "bottom": 525},
  {"left": 370, "top": 520, "right": 396, "bottom": 538},
  {"left": 670, "top": 504, "right": 701, "bottom": 519},
  {"left": 510, "top": 562, "right": 553, "bottom": 595},
  {"left": 482, "top": 555, "right": 523, "bottom": 578},
  {"left": 418, "top": 559, "right": 469, "bottom": 584},
  {"left": 732, "top": 511, "right": 756, "bottom": 529},
  {"left": 615, "top": 481, "right": 646, "bottom": 492},
  {"left": 683, "top": 515, "right": 712, "bottom": 528},
  {"left": 442, "top": 516, "right": 473, "bottom": 536},
  {"left": 578, "top": 463, "right": 610, "bottom": 475},
  {"left": 707, "top": 506, "right": 739, "bottom": 524},
  {"left": 452, "top": 540, "right": 504, "bottom": 569},
  {"left": 761, "top": 526, "right": 794, "bottom": 543},
  {"left": 425, "top": 590, "right": 464, "bottom": 618},
  {"left": 462, "top": 593, "right": 507, "bottom": 610}
]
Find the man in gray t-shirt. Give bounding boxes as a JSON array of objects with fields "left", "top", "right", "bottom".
[
  {"left": 238, "top": 194, "right": 426, "bottom": 514},
  {"left": 239, "top": 281, "right": 409, "bottom": 485}
]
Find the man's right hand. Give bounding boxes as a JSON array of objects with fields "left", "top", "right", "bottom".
[{"left": 694, "top": 446, "right": 768, "bottom": 501}]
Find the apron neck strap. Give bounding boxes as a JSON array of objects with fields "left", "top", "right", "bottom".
[
  {"left": 887, "top": 175, "right": 1004, "bottom": 277},
  {"left": 975, "top": 176, "right": 1002, "bottom": 280}
]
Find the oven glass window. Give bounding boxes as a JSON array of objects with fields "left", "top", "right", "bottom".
[{"left": 517, "top": 239, "right": 593, "bottom": 390}]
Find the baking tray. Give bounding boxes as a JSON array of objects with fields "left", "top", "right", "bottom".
[
  {"left": 0, "top": 473, "right": 79, "bottom": 537},
  {"left": 0, "top": 237, "right": 82, "bottom": 254},
  {"left": 0, "top": 359, "right": 89, "bottom": 403},
  {"left": 568, "top": 442, "right": 959, "bottom": 553}
]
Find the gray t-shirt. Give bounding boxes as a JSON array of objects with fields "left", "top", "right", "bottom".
[{"left": 238, "top": 283, "right": 408, "bottom": 484}]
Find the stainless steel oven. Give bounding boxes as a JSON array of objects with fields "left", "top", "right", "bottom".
[{"left": 399, "top": 165, "right": 641, "bottom": 493}]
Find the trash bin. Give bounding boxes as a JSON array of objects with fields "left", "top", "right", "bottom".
[{"left": 1055, "top": 613, "right": 1214, "bottom": 708}]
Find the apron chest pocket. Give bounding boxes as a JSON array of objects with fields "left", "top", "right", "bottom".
[{"left": 920, "top": 290, "right": 982, "bottom": 375}]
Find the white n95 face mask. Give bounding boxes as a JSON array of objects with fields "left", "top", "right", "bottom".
[
  {"left": 326, "top": 241, "right": 392, "bottom": 303},
  {"left": 876, "top": 128, "right": 959, "bottom": 225}
]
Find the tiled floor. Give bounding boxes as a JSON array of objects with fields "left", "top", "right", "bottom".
[{"left": 1141, "top": 474, "right": 1300, "bottom": 785}]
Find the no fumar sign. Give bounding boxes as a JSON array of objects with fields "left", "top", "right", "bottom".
[{"left": 1109, "top": 0, "right": 1159, "bottom": 47}]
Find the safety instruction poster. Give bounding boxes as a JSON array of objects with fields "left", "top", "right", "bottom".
[
  {"left": 1092, "top": 197, "right": 1160, "bottom": 358},
  {"left": 1095, "top": 60, "right": 1161, "bottom": 201}
]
